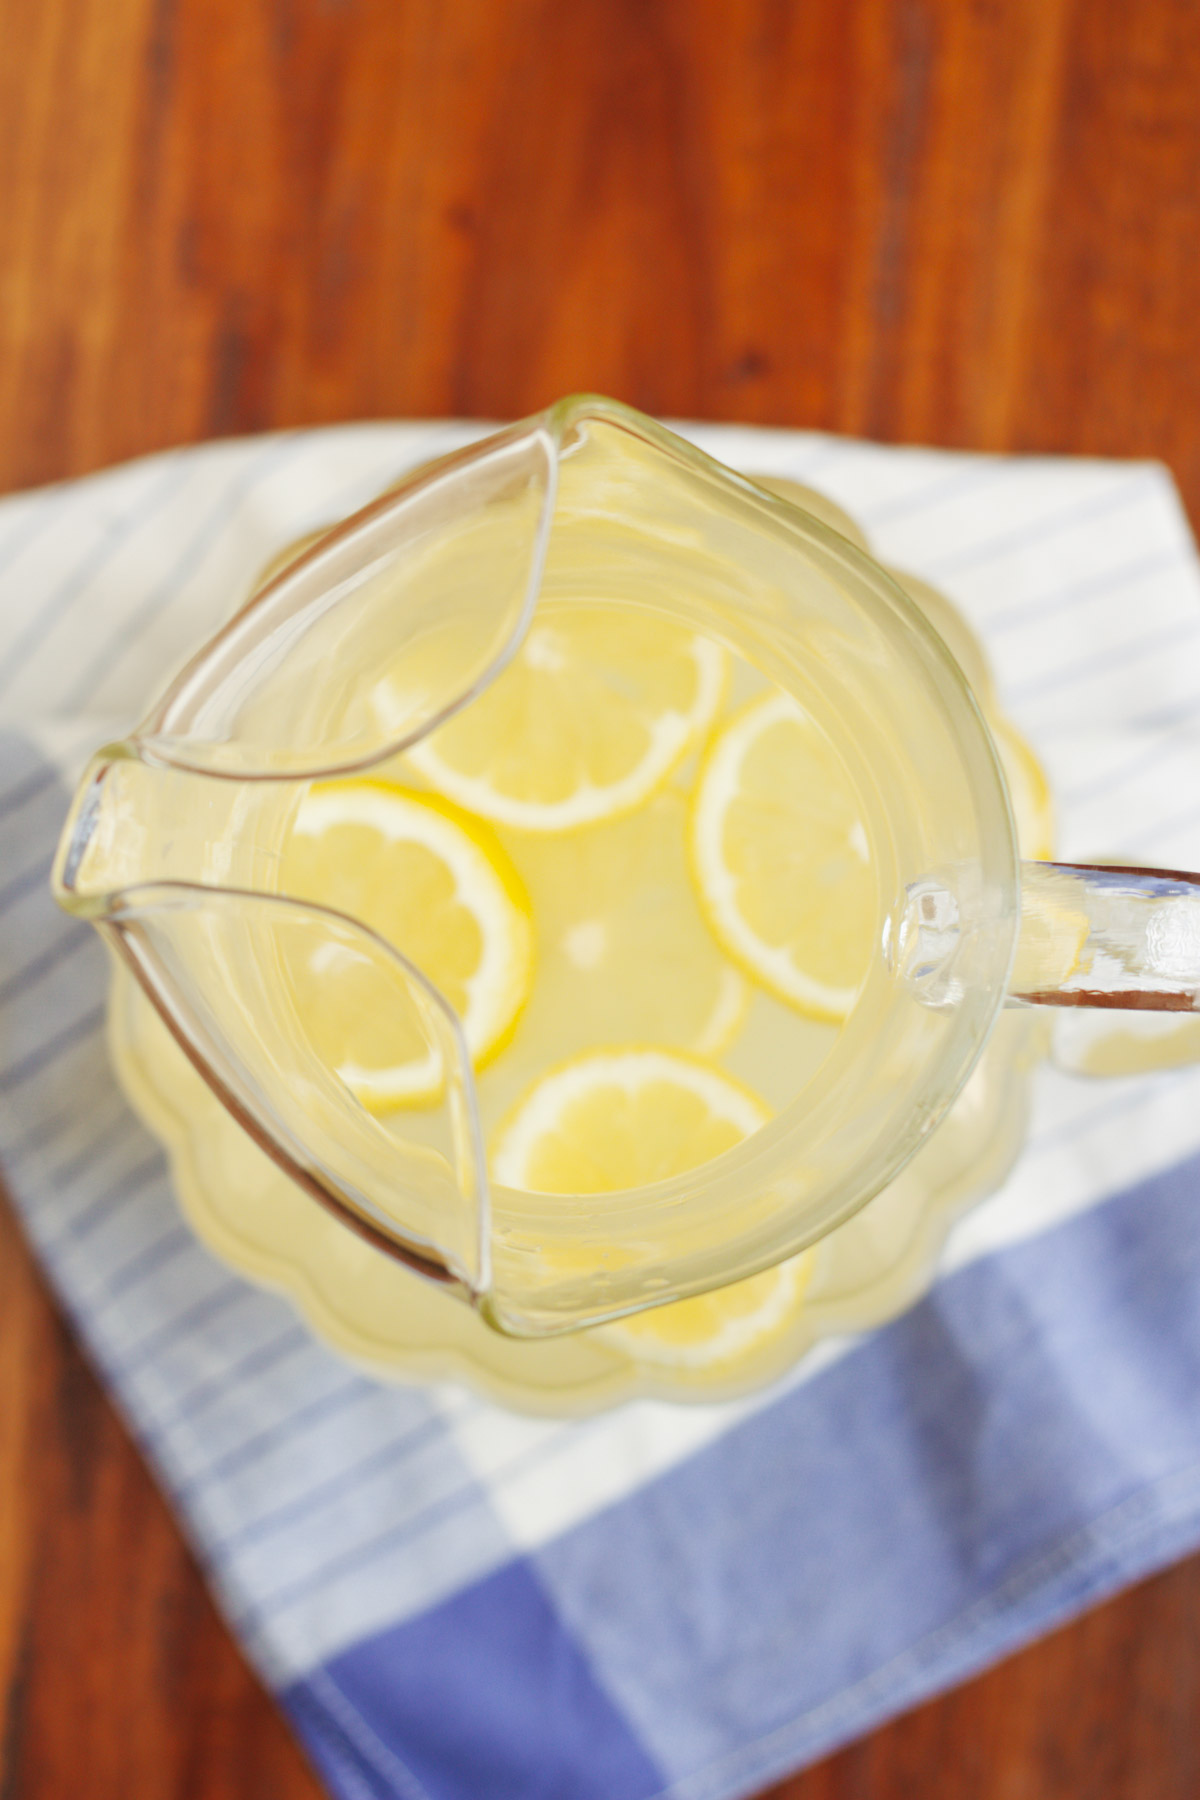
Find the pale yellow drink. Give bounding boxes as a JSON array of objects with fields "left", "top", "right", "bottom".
[
  {"left": 250, "top": 508, "right": 1051, "bottom": 1378},
  {"left": 66, "top": 428, "right": 1050, "bottom": 1404}
]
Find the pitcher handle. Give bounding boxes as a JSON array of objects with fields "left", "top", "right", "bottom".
[{"left": 1010, "top": 861, "right": 1200, "bottom": 1011}]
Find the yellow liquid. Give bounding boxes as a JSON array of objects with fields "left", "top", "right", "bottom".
[
  {"left": 265, "top": 578, "right": 1046, "bottom": 1370},
  {"left": 63, "top": 430, "right": 1050, "bottom": 1364},
  {"left": 252, "top": 604, "right": 882, "bottom": 1371},
  {"left": 277, "top": 626, "right": 874, "bottom": 1177}
]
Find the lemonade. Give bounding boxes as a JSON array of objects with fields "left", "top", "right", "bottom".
[
  {"left": 259, "top": 525, "right": 1047, "bottom": 1368},
  {"left": 57, "top": 405, "right": 1046, "bottom": 1378},
  {"left": 259, "top": 590, "right": 867, "bottom": 1366}
]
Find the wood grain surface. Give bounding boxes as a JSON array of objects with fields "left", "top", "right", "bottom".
[{"left": 3, "top": 1, "right": 1200, "bottom": 1794}]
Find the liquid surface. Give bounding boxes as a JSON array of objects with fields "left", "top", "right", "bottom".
[
  {"left": 276, "top": 603, "right": 880, "bottom": 1363},
  {"left": 60, "top": 433, "right": 1059, "bottom": 1383},
  {"left": 75, "top": 534, "right": 1055, "bottom": 1379},
  {"left": 278, "top": 607, "right": 878, "bottom": 1156}
]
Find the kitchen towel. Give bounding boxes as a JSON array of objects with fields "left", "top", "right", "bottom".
[{"left": 2, "top": 419, "right": 1200, "bottom": 1800}]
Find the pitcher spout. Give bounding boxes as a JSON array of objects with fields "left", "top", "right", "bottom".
[{"left": 52, "top": 745, "right": 296, "bottom": 917}]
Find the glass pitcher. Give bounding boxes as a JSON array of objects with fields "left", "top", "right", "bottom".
[{"left": 51, "top": 396, "right": 1200, "bottom": 1339}]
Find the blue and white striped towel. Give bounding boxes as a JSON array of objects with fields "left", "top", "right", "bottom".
[{"left": 3, "top": 421, "right": 1200, "bottom": 1800}]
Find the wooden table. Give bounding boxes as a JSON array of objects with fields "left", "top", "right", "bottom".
[{"left": 3, "top": 1, "right": 1199, "bottom": 1793}]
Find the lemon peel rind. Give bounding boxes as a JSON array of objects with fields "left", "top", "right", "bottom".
[
  {"left": 490, "top": 1045, "right": 769, "bottom": 1192},
  {"left": 690, "top": 690, "right": 865, "bottom": 1023},
  {"left": 287, "top": 781, "right": 534, "bottom": 1108},
  {"left": 600, "top": 1249, "right": 816, "bottom": 1370},
  {"left": 491, "top": 1041, "right": 810, "bottom": 1375},
  {"left": 689, "top": 963, "right": 751, "bottom": 1058},
  {"left": 407, "top": 635, "right": 729, "bottom": 833},
  {"left": 992, "top": 713, "right": 1056, "bottom": 862}
]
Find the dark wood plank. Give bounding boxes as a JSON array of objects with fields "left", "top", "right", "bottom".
[
  {"left": 764, "top": 1550, "right": 1200, "bottom": 1800},
  {"left": 2, "top": 0, "right": 1199, "bottom": 1794},
  {"left": 0, "top": 1196, "right": 322, "bottom": 1798}
]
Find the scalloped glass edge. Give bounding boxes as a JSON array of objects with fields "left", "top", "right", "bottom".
[{"left": 107, "top": 957, "right": 1047, "bottom": 1416}]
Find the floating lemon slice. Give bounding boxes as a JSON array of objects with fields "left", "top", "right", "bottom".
[
  {"left": 602, "top": 1250, "right": 815, "bottom": 1370},
  {"left": 279, "top": 782, "right": 533, "bottom": 1108},
  {"left": 491, "top": 1046, "right": 811, "bottom": 1369},
  {"left": 407, "top": 603, "right": 728, "bottom": 832},
  {"left": 690, "top": 691, "right": 876, "bottom": 1022},
  {"left": 491, "top": 1046, "right": 768, "bottom": 1192},
  {"left": 992, "top": 714, "right": 1055, "bottom": 862}
]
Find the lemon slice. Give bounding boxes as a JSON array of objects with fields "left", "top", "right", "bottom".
[
  {"left": 491, "top": 1047, "right": 811, "bottom": 1370},
  {"left": 491, "top": 1047, "right": 769, "bottom": 1192},
  {"left": 602, "top": 1251, "right": 815, "bottom": 1370},
  {"left": 992, "top": 714, "right": 1055, "bottom": 861},
  {"left": 407, "top": 603, "right": 728, "bottom": 832},
  {"left": 690, "top": 691, "right": 876, "bottom": 1021},
  {"left": 279, "top": 782, "right": 533, "bottom": 1108}
]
